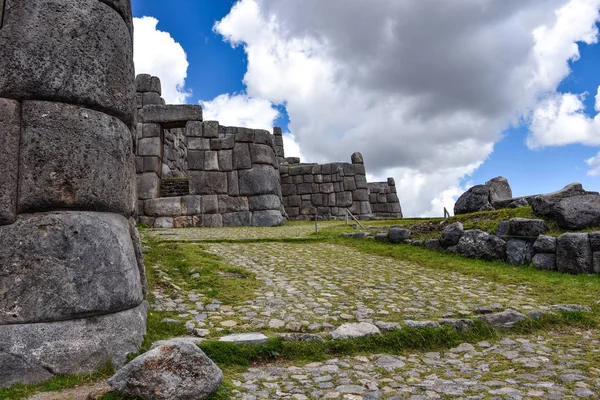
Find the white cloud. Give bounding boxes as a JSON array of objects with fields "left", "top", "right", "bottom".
[
  {"left": 133, "top": 17, "right": 191, "bottom": 104},
  {"left": 213, "top": 0, "right": 600, "bottom": 216},
  {"left": 200, "top": 93, "right": 279, "bottom": 131},
  {"left": 586, "top": 150, "right": 600, "bottom": 175},
  {"left": 282, "top": 133, "right": 304, "bottom": 161},
  {"left": 528, "top": 87, "right": 600, "bottom": 148}
]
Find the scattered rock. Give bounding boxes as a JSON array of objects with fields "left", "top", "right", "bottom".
[
  {"left": 551, "top": 304, "right": 592, "bottom": 312},
  {"left": 374, "top": 233, "right": 388, "bottom": 242},
  {"left": 404, "top": 320, "right": 441, "bottom": 329},
  {"left": 424, "top": 239, "right": 441, "bottom": 250},
  {"left": 330, "top": 322, "right": 381, "bottom": 340},
  {"left": 454, "top": 185, "right": 491, "bottom": 215},
  {"left": 478, "top": 309, "right": 527, "bottom": 330},
  {"left": 373, "top": 321, "right": 401, "bottom": 332},
  {"left": 440, "top": 222, "right": 464, "bottom": 248},
  {"left": 474, "top": 306, "right": 494, "bottom": 315},
  {"left": 530, "top": 183, "right": 587, "bottom": 218},
  {"left": 450, "top": 343, "right": 475, "bottom": 353},
  {"left": 487, "top": 177, "right": 513, "bottom": 208},
  {"left": 388, "top": 228, "right": 411, "bottom": 244},
  {"left": 108, "top": 339, "right": 223, "bottom": 400},
  {"left": 532, "top": 253, "right": 556, "bottom": 271},
  {"left": 279, "top": 333, "right": 325, "bottom": 342},
  {"left": 439, "top": 318, "right": 475, "bottom": 332},
  {"left": 454, "top": 230, "right": 506, "bottom": 261},
  {"left": 555, "top": 194, "right": 600, "bottom": 230},
  {"left": 219, "top": 333, "right": 269, "bottom": 345},
  {"left": 374, "top": 355, "right": 405, "bottom": 371}
]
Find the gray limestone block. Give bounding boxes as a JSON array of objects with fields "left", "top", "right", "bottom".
[
  {"left": 181, "top": 195, "right": 202, "bottom": 216},
  {"left": 139, "top": 105, "right": 203, "bottom": 125},
  {"left": 225, "top": 126, "right": 237, "bottom": 136},
  {"left": 252, "top": 210, "right": 285, "bottom": 227},
  {"left": 505, "top": 239, "right": 534, "bottom": 266},
  {"left": 233, "top": 143, "right": 252, "bottom": 169},
  {"left": 321, "top": 164, "right": 332, "bottom": 175},
  {"left": 202, "top": 121, "right": 219, "bottom": 138},
  {"left": 556, "top": 233, "right": 592, "bottom": 274},
  {"left": 142, "top": 91, "right": 162, "bottom": 106},
  {"left": 128, "top": 217, "right": 148, "bottom": 298},
  {"left": 143, "top": 156, "right": 161, "bottom": 174},
  {"left": 249, "top": 195, "right": 282, "bottom": 211},
  {"left": 359, "top": 201, "right": 372, "bottom": 215},
  {"left": 218, "top": 195, "right": 249, "bottom": 213},
  {"left": 187, "top": 138, "right": 210, "bottom": 151},
  {"left": 254, "top": 129, "right": 275, "bottom": 148},
  {"left": 239, "top": 166, "right": 281, "bottom": 197},
  {"left": 136, "top": 93, "right": 143, "bottom": 108},
  {"left": 154, "top": 217, "right": 173, "bottom": 228},
  {"left": 144, "top": 197, "right": 183, "bottom": 217},
  {"left": 287, "top": 195, "right": 302, "bottom": 207},
  {"left": 354, "top": 189, "right": 369, "bottom": 202},
  {"left": 186, "top": 121, "right": 203, "bottom": 137},
  {"left": 387, "top": 193, "right": 400, "bottom": 203},
  {"left": 142, "top": 123, "right": 161, "bottom": 138},
  {"left": 326, "top": 193, "right": 336, "bottom": 207},
  {"left": 343, "top": 177, "right": 357, "bottom": 191},
  {"left": 0, "top": 98, "right": 20, "bottom": 226},
  {"left": 19, "top": 101, "right": 135, "bottom": 217},
  {"left": 286, "top": 207, "right": 300, "bottom": 217},
  {"left": 204, "top": 151, "right": 219, "bottom": 171},
  {"left": 236, "top": 127, "right": 255, "bottom": 142},
  {"left": 189, "top": 171, "right": 228, "bottom": 195},
  {"left": 281, "top": 184, "right": 297, "bottom": 196},
  {"left": 250, "top": 143, "right": 276, "bottom": 166},
  {"left": 219, "top": 150, "right": 233, "bottom": 171},
  {"left": 355, "top": 174, "right": 368, "bottom": 189},
  {"left": 288, "top": 166, "right": 302, "bottom": 176},
  {"left": 98, "top": 0, "right": 133, "bottom": 32},
  {"left": 321, "top": 183, "right": 335, "bottom": 194},
  {"left": 314, "top": 174, "right": 324, "bottom": 183},
  {"left": 222, "top": 212, "right": 252, "bottom": 227},
  {"left": 0, "top": 0, "right": 135, "bottom": 125},
  {"left": 304, "top": 175, "right": 314, "bottom": 183},
  {"left": 351, "top": 152, "right": 364, "bottom": 164},
  {"left": 135, "top": 156, "right": 144, "bottom": 173},
  {"left": 311, "top": 165, "right": 322, "bottom": 175},
  {"left": 508, "top": 218, "right": 548, "bottom": 240},
  {"left": 228, "top": 171, "right": 240, "bottom": 196},
  {"left": 348, "top": 201, "right": 361, "bottom": 215},
  {"left": 0, "top": 212, "right": 144, "bottom": 325},
  {"left": 202, "top": 214, "right": 223, "bottom": 228},
  {"left": 336, "top": 192, "right": 353, "bottom": 207},
  {"left": 202, "top": 195, "right": 218, "bottom": 214},
  {"left": 187, "top": 150, "right": 205, "bottom": 170},
  {"left": 137, "top": 137, "right": 162, "bottom": 156},
  {"left": 594, "top": 252, "right": 600, "bottom": 274},
  {"left": 216, "top": 135, "right": 235, "bottom": 150},
  {"left": 293, "top": 175, "right": 304, "bottom": 184},
  {"left": 150, "top": 76, "right": 162, "bottom": 95},
  {"left": 343, "top": 164, "right": 356, "bottom": 176},
  {"left": 0, "top": 302, "right": 147, "bottom": 389},
  {"left": 533, "top": 253, "right": 556, "bottom": 271},
  {"left": 555, "top": 194, "right": 600, "bottom": 230},
  {"left": 137, "top": 173, "right": 160, "bottom": 200},
  {"left": 273, "top": 127, "right": 283, "bottom": 136},
  {"left": 312, "top": 193, "right": 325, "bottom": 207},
  {"left": 136, "top": 74, "right": 152, "bottom": 92},
  {"left": 297, "top": 183, "right": 314, "bottom": 195},
  {"left": 533, "top": 235, "right": 557, "bottom": 253}
]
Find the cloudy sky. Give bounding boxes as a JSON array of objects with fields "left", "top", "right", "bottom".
[{"left": 131, "top": 0, "right": 600, "bottom": 217}]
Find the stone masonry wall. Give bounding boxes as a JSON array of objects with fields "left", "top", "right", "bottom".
[
  {"left": 134, "top": 74, "right": 286, "bottom": 228},
  {"left": 280, "top": 153, "right": 373, "bottom": 220},
  {"left": 163, "top": 127, "right": 187, "bottom": 178},
  {"left": 0, "top": 0, "right": 147, "bottom": 388},
  {"left": 368, "top": 178, "right": 403, "bottom": 218}
]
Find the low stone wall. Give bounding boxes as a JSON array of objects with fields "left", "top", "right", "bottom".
[
  {"left": 280, "top": 153, "right": 372, "bottom": 220},
  {"left": 368, "top": 178, "right": 403, "bottom": 218}
]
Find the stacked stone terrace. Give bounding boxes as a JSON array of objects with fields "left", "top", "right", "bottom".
[
  {"left": 135, "top": 74, "right": 286, "bottom": 228},
  {"left": 0, "top": 0, "right": 147, "bottom": 388},
  {"left": 368, "top": 178, "right": 403, "bottom": 218}
]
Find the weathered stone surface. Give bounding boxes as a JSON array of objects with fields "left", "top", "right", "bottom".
[
  {"left": 404, "top": 320, "right": 441, "bottom": 329},
  {"left": 533, "top": 235, "right": 557, "bottom": 253},
  {"left": 249, "top": 195, "right": 282, "bottom": 211},
  {"left": 0, "top": 302, "right": 147, "bottom": 388},
  {"left": 454, "top": 230, "right": 506, "bottom": 261},
  {"left": 218, "top": 150, "right": 233, "bottom": 171},
  {"left": 508, "top": 218, "right": 548, "bottom": 240},
  {"left": 556, "top": 233, "right": 592, "bottom": 274},
  {"left": 478, "top": 309, "right": 527, "bottom": 330},
  {"left": 495, "top": 221, "right": 509, "bottom": 238},
  {"left": 137, "top": 173, "right": 160, "bottom": 200},
  {"left": 139, "top": 105, "right": 203, "bottom": 126},
  {"left": 388, "top": 228, "right": 411, "bottom": 244},
  {"left": 0, "top": 0, "right": 135, "bottom": 124},
  {"left": 250, "top": 143, "right": 276, "bottom": 165},
  {"left": 129, "top": 217, "right": 149, "bottom": 298},
  {"left": 424, "top": 239, "right": 442, "bottom": 250},
  {"left": 154, "top": 217, "right": 174, "bottom": 229},
  {"left": 454, "top": 185, "right": 491, "bottom": 215},
  {"left": 532, "top": 253, "right": 556, "bottom": 271},
  {"left": 239, "top": 166, "right": 281, "bottom": 196},
  {"left": 108, "top": 339, "right": 223, "bottom": 400},
  {"left": 486, "top": 177, "right": 512, "bottom": 207},
  {"left": 252, "top": 210, "right": 285, "bottom": 227},
  {"left": 219, "top": 333, "right": 268, "bottom": 345},
  {"left": 189, "top": 171, "right": 228, "bottom": 195},
  {"left": 202, "top": 214, "right": 222, "bottom": 228},
  {"left": 233, "top": 143, "right": 252, "bottom": 170},
  {"left": 222, "top": 212, "right": 252, "bottom": 227},
  {"left": 135, "top": 74, "right": 152, "bottom": 92},
  {"left": 202, "top": 121, "right": 218, "bottom": 138},
  {"left": 440, "top": 319, "right": 475, "bottom": 332},
  {"left": 554, "top": 194, "right": 600, "bottom": 230},
  {"left": 331, "top": 322, "right": 381, "bottom": 340},
  {"left": 508, "top": 198, "right": 529, "bottom": 208},
  {"left": 589, "top": 232, "right": 600, "bottom": 252},
  {"left": 18, "top": 101, "right": 135, "bottom": 216},
  {"left": 440, "top": 222, "right": 464, "bottom": 247},
  {"left": 351, "top": 152, "right": 364, "bottom": 164},
  {"left": 181, "top": 195, "right": 202, "bottom": 216},
  {"left": 218, "top": 196, "right": 249, "bottom": 213},
  {"left": 530, "top": 183, "right": 587, "bottom": 218},
  {"left": 0, "top": 212, "right": 144, "bottom": 324},
  {"left": 0, "top": 98, "right": 20, "bottom": 225},
  {"left": 279, "top": 333, "right": 325, "bottom": 343},
  {"left": 375, "top": 233, "right": 389, "bottom": 242},
  {"left": 145, "top": 197, "right": 183, "bottom": 217},
  {"left": 505, "top": 239, "right": 533, "bottom": 266}
]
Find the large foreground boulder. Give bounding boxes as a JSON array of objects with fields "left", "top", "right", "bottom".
[
  {"left": 530, "top": 183, "right": 587, "bottom": 218},
  {"left": 487, "top": 177, "right": 513, "bottom": 207},
  {"left": 556, "top": 233, "right": 592, "bottom": 274},
  {"left": 440, "top": 222, "right": 464, "bottom": 247},
  {"left": 554, "top": 194, "right": 600, "bottom": 230},
  {"left": 452, "top": 230, "right": 506, "bottom": 260},
  {"left": 454, "top": 177, "right": 513, "bottom": 215},
  {"left": 108, "top": 339, "right": 223, "bottom": 400}
]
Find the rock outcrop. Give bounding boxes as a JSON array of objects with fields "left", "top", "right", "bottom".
[{"left": 454, "top": 177, "right": 512, "bottom": 215}]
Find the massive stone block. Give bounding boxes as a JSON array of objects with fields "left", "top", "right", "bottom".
[
  {"left": 18, "top": 101, "right": 135, "bottom": 217},
  {"left": 0, "top": 98, "right": 20, "bottom": 226},
  {"left": 556, "top": 233, "right": 592, "bottom": 274},
  {"left": 139, "top": 105, "right": 203, "bottom": 126},
  {"left": 0, "top": 302, "right": 147, "bottom": 388},
  {"left": 252, "top": 210, "right": 285, "bottom": 226},
  {"left": 137, "top": 173, "right": 160, "bottom": 200},
  {"left": 144, "top": 197, "right": 183, "bottom": 217},
  {"left": 190, "top": 171, "right": 228, "bottom": 195},
  {"left": 0, "top": 0, "right": 135, "bottom": 124},
  {"left": 0, "top": 212, "right": 143, "bottom": 325},
  {"left": 239, "top": 166, "right": 281, "bottom": 196}
]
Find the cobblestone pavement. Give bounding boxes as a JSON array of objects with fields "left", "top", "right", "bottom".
[
  {"left": 231, "top": 330, "right": 600, "bottom": 399},
  {"left": 152, "top": 241, "right": 547, "bottom": 334}
]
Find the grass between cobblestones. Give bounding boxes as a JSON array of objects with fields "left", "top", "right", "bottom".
[{"left": 4, "top": 217, "right": 600, "bottom": 399}]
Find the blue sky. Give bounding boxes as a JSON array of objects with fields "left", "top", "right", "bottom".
[{"left": 132, "top": 0, "right": 600, "bottom": 216}]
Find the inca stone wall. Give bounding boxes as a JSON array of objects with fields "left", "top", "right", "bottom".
[
  {"left": 135, "top": 75, "right": 286, "bottom": 228},
  {"left": 0, "top": 0, "right": 147, "bottom": 388},
  {"left": 368, "top": 178, "right": 403, "bottom": 218},
  {"left": 280, "top": 153, "right": 373, "bottom": 220}
]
